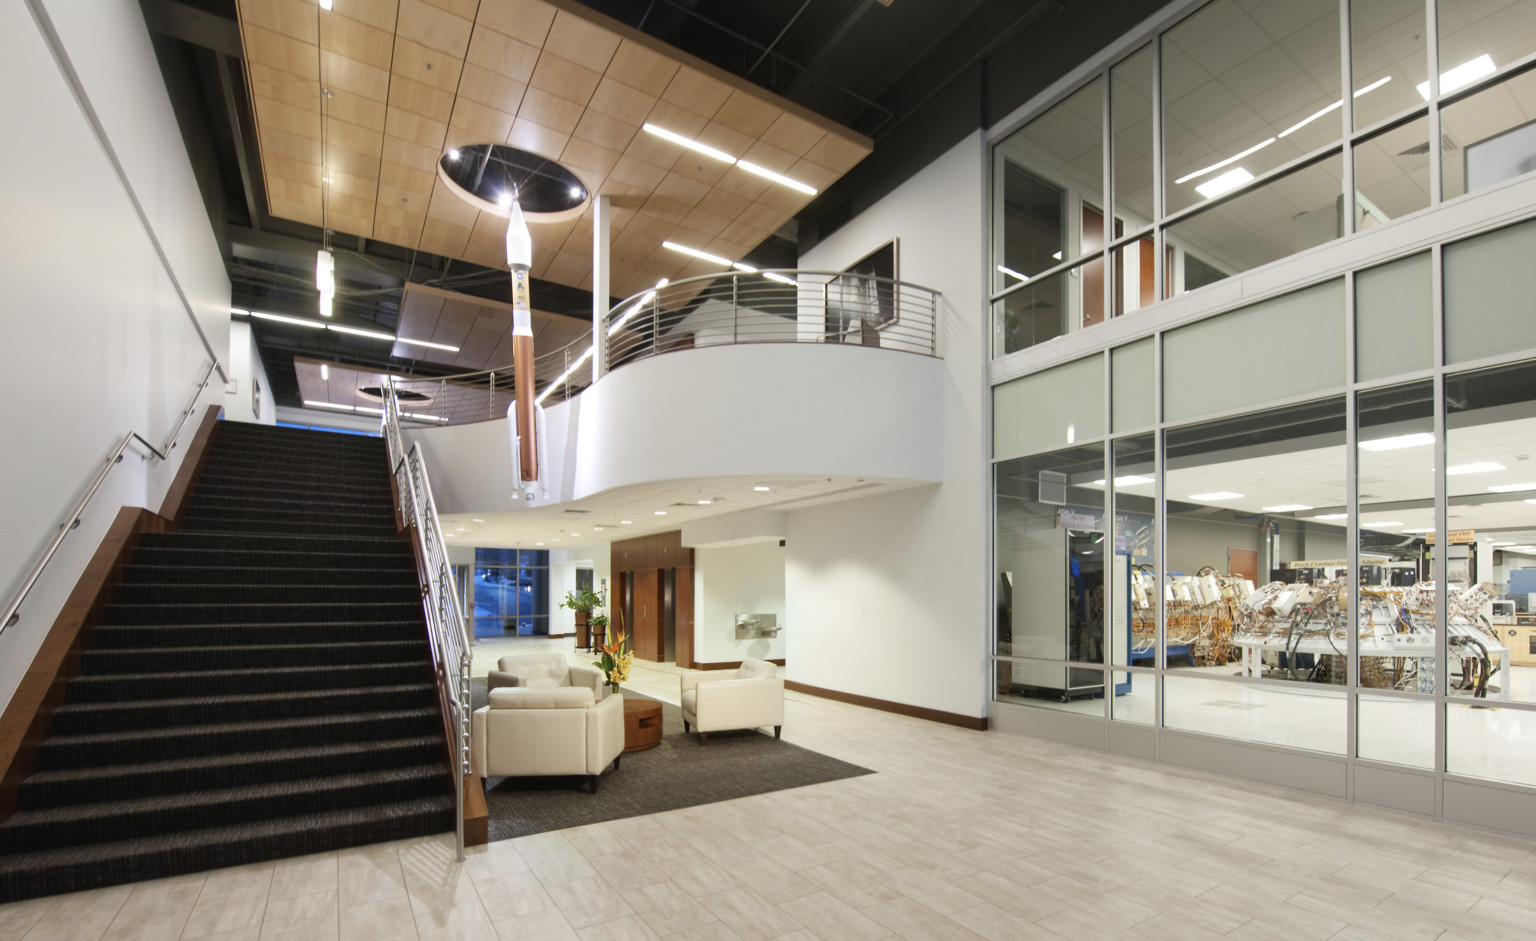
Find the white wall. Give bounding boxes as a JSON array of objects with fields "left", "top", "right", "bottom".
[
  {"left": 0, "top": 0, "right": 229, "bottom": 710},
  {"left": 694, "top": 543, "right": 787, "bottom": 664},
  {"left": 788, "top": 132, "right": 989, "bottom": 719},
  {"left": 225, "top": 321, "right": 275, "bottom": 424}
]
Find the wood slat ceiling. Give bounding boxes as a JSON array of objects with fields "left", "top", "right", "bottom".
[
  {"left": 237, "top": 0, "right": 873, "bottom": 301},
  {"left": 393, "top": 281, "right": 590, "bottom": 369}
]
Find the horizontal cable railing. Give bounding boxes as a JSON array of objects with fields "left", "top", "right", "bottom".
[
  {"left": 604, "top": 270, "right": 939, "bottom": 373},
  {"left": 382, "top": 270, "right": 939, "bottom": 428}
]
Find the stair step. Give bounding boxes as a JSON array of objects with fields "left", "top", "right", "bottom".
[
  {"left": 89, "top": 620, "right": 427, "bottom": 649},
  {"left": 118, "top": 565, "right": 416, "bottom": 587},
  {"left": 185, "top": 492, "right": 394, "bottom": 514},
  {"left": 19, "top": 735, "right": 446, "bottom": 809},
  {"left": 100, "top": 599, "right": 423, "bottom": 626},
  {"left": 49, "top": 684, "right": 438, "bottom": 734},
  {"left": 35, "top": 708, "right": 443, "bottom": 770},
  {"left": 0, "top": 764, "right": 450, "bottom": 854},
  {"left": 0, "top": 795, "right": 453, "bottom": 903},
  {"left": 81, "top": 639, "right": 430, "bottom": 673},
  {"left": 67, "top": 661, "right": 433, "bottom": 701},
  {"left": 112, "top": 582, "right": 420, "bottom": 605},
  {"left": 213, "top": 422, "right": 385, "bottom": 449},
  {"left": 177, "top": 515, "right": 397, "bottom": 537}
]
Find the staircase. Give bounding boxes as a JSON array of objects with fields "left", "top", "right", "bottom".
[{"left": 0, "top": 421, "right": 454, "bottom": 903}]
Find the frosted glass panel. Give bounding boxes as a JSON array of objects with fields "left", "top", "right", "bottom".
[
  {"left": 993, "top": 355, "right": 1104, "bottom": 458},
  {"left": 1112, "top": 338, "right": 1154, "bottom": 430},
  {"left": 1163, "top": 280, "right": 1345, "bottom": 422},
  {"left": 1444, "top": 218, "right": 1536, "bottom": 364},
  {"left": 1355, "top": 252, "right": 1431, "bottom": 381}
]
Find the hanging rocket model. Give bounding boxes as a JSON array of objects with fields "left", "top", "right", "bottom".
[{"left": 506, "top": 197, "right": 547, "bottom": 499}]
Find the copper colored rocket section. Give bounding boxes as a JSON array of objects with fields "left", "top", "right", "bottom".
[{"left": 511, "top": 268, "right": 537, "bottom": 481}]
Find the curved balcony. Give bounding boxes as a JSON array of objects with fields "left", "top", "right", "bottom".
[{"left": 386, "top": 270, "right": 939, "bottom": 426}]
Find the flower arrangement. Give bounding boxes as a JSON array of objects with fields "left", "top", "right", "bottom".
[{"left": 593, "top": 609, "right": 631, "bottom": 694}]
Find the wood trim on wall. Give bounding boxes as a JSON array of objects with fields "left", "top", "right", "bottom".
[
  {"left": 157, "top": 405, "right": 224, "bottom": 523},
  {"left": 690, "top": 659, "right": 787, "bottom": 672},
  {"left": 0, "top": 507, "right": 165, "bottom": 821},
  {"left": 785, "top": 680, "right": 989, "bottom": 731}
]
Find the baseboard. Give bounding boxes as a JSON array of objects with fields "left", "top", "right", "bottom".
[
  {"left": 690, "top": 658, "right": 786, "bottom": 671},
  {"left": 0, "top": 507, "right": 165, "bottom": 821},
  {"left": 784, "top": 680, "right": 989, "bottom": 731}
]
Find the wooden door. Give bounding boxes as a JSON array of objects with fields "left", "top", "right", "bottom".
[
  {"left": 674, "top": 567, "right": 694, "bottom": 668},
  {"left": 632, "top": 569, "right": 662, "bottom": 661},
  {"left": 1228, "top": 548, "right": 1259, "bottom": 583}
]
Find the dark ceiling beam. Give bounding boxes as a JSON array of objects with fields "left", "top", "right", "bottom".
[{"left": 141, "top": 0, "right": 241, "bottom": 58}]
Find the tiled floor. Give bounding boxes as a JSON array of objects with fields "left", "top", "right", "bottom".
[{"left": 4, "top": 635, "right": 1536, "bottom": 940}]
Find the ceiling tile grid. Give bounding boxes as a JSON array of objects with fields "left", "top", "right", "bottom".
[{"left": 238, "top": 0, "right": 872, "bottom": 304}]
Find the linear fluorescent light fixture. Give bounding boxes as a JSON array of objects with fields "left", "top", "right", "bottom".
[
  {"left": 608, "top": 279, "right": 669, "bottom": 336},
  {"left": 1488, "top": 483, "right": 1536, "bottom": 493},
  {"left": 395, "top": 336, "right": 462, "bottom": 353},
  {"left": 1362, "top": 521, "right": 1404, "bottom": 528},
  {"left": 535, "top": 345, "right": 595, "bottom": 405},
  {"left": 402, "top": 412, "right": 450, "bottom": 422},
  {"left": 731, "top": 261, "right": 758, "bottom": 273},
  {"left": 1313, "top": 513, "right": 1349, "bottom": 520},
  {"left": 1360, "top": 432, "right": 1435, "bottom": 451},
  {"left": 662, "top": 240, "right": 731, "bottom": 267},
  {"left": 762, "top": 271, "right": 798, "bottom": 286},
  {"left": 641, "top": 123, "right": 735, "bottom": 163},
  {"left": 303, "top": 400, "right": 353, "bottom": 411},
  {"left": 1262, "top": 504, "right": 1313, "bottom": 513},
  {"left": 230, "top": 307, "right": 250, "bottom": 316},
  {"left": 1195, "top": 167, "right": 1255, "bottom": 199},
  {"left": 1417, "top": 54, "right": 1496, "bottom": 99},
  {"left": 997, "top": 264, "right": 1031, "bottom": 283},
  {"left": 1278, "top": 100, "right": 1343, "bottom": 139},
  {"left": 252, "top": 311, "right": 326, "bottom": 329},
  {"left": 1190, "top": 491, "right": 1244, "bottom": 501},
  {"left": 1403, "top": 527, "right": 1436, "bottom": 533},
  {"left": 1090, "top": 476, "right": 1154, "bottom": 486},
  {"left": 1446, "top": 462, "right": 1505, "bottom": 475},
  {"left": 1175, "top": 138, "right": 1274, "bottom": 185},
  {"left": 736, "top": 160, "right": 817, "bottom": 195},
  {"left": 320, "top": 363, "right": 329, "bottom": 381}
]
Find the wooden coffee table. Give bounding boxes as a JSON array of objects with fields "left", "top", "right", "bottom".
[{"left": 622, "top": 698, "right": 663, "bottom": 752}]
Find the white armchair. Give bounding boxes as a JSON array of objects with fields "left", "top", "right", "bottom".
[
  {"left": 470, "top": 686, "right": 624, "bottom": 792},
  {"left": 488, "top": 654, "right": 603, "bottom": 696},
  {"left": 679, "top": 658, "right": 784, "bottom": 744}
]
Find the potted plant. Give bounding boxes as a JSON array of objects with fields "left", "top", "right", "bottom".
[{"left": 559, "top": 587, "right": 601, "bottom": 647}]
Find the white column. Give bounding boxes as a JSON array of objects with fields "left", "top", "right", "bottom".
[{"left": 592, "top": 194, "right": 610, "bottom": 381}]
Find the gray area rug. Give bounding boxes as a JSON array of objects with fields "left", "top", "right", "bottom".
[{"left": 470, "top": 680, "right": 873, "bottom": 841}]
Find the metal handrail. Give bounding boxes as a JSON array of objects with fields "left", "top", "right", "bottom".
[
  {"left": 1, "top": 360, "right": 218, "bottom": 634},
  {"left": 383, "top": 269, "right": 941, "bottom": 428},
  {"left": 381, "top": 382, "right": 471, "bottom": 863}
]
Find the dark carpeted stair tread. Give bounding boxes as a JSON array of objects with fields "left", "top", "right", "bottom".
[
  {"left": 136, "top": 530, "right": 409, "bottom": 550},
  {"left": 184, "top": 494, "right": 395, "bottom": 515},
  {"left": 68, "top": 662, "right": 432, "bottom": 700},
  {"left": 36, "top": 708, "right": 442, "bottom": 762},
  {"left": 182, "top": 479, "right": 393, "bottom": 501},
  {"left": 100, "top": 600, "right": 424, "bottom": 626},
  {"left": 90, "top": 620, "right": 428, "bottom": 647},
  {"left": 118, "top": 565, "right": 416, "bottom": 587},
  {"left": 49, "top": 687, "right": 438, "bottom": 735},
  {"left": 20, "top": 736, "right": 445, "bottom": 805},
  {"left": 111, "top": 583, "right": 420, "bottom": 605},
  {"left": 79, "top": 641, "right": 430, "bottom": 674},
  {"left": 0, "top": 765, "right": 451, "bottom": 853},
  {"left": 177, "top": 517, "right": 398, "bottom": 536},
  {"left": 0, "top": 795, "right": 452, "bottom": 901}
]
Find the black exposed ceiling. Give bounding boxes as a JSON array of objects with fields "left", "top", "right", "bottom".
[{"left": 140, "top": 0, "right": 1161, "bottom": 409}]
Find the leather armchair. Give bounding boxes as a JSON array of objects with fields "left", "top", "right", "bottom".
[
  {"left": 679, "top": 658, "right": 784, "bottom": 744},
  {"left": 470, "top": 686, "right": 624, "bottom": 792},
  {"left": 488, "top": 654, "right": 603, "bottom": 696}
]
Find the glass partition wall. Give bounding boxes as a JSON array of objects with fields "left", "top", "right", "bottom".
[
  {"left": 992, "top": 0, "right": 1536, "bottom": 356},
  {"left": 992, "top": 217, "right": 1536, "bottom": 793}
]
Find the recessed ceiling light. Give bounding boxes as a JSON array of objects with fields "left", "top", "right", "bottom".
[
  {"left": 536, "top": 542, "right": 544, "bottom": 546},
  {"left": 1262, "top": 504, "right": 1313, "bottom": 513},
  {"left": 571, "top": 532, "right": 580, "bottom": 536},
  {"left": 570, "top": 186, "right": 583, "bottom": 199},
  {"left": 621, "top": 520, "right": 632, "bottom": 525},
  {"left": 655, "top": 511, "right": 667, "bottom": 516},
  {"left": 754, "top": 486, "right": 771, "bottom": 492},
  {"left": 472, "top": 518, "right": 484, "bottom": 523},
  {"left": 395, "top": 336, "right": 461, "bottom": 352},
  {"left": 318, "top": 0, "right": 332, "bottom": 9},
  {"left": 1417, "top": 54, "right": 1496, "bottom": 99},
  {"left": 1489, "top": 483, "right": 1536, "bottom": 493},
  {"left": 735, "top": 160, "right": 817, "bottom": 195},
  {"left": 1313, "top": 513, "right": 1348, "bottom": 520},
  {"left": 1360, "top": 432, "right": 1436, "bottom": 451},
  {"left": 1447, "top": 462, "right": 1505, "bottom": 475},
  {"left": 1190, "top": 491, "right": 1244, "bottom": 500},
  {"left": 662, "top": 240, "right": 731, "bottom": 267},
  {"left": 1195, "top": 167, "right": 1255, "bottom": 199},
  {"left": 697, "top": 500, "right": 711, "bottom": 505},
  {"left": 252, "top": 311, "right": 326, "bottom": 329},
  {"left": 641, "top": 123, "right": 735, "bottom": 163},
  {"left": 498, "top": 192, "right": 512, "bottom": 209},
  {"left": 447, "top": 149, "right": 459, "bottom": 161},
  {"left": 455, "top": 527, "right": 465, "bottom": 531},
  {"left": 593, "top": 526, "right": 604, "bottom": 531}
]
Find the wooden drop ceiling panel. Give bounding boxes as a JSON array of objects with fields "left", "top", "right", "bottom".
[
  {"left": 237, "top": 0, "right": 873, "bottom": 302},
  {"left": 393, "top": 281, "right": 591, "bottom": 370}
]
